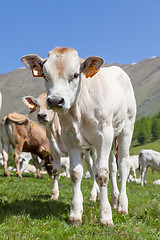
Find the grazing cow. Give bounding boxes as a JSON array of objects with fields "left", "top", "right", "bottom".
[
  {"left": 139, "top": 149, "right": 160, "bottom": 186},
  {"left": 19, "top": 152, "right": 45, "bottom": 174},
  {"left": 21, "top": 47, "right": 136, "bottom": 226},
  {"left": 1, "top": 113, "right": 53, "bottom": 179},
  {"left": 0, "top": 151, "right": 43, "bottom": 175}
]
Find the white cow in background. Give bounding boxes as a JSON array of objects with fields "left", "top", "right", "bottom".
[
  {"left": 19, "top": 152, "right": 42, "bottom": 173},
  {"left": 139, "top": 149, "right": 160, "bottom": 186},
  {"left": 21, "top": 47, "right": 136, "bottom": 227},
  {"left": 0, "top": 151, "right": 42, "bottom": 174},
  {"left": 153, "top": 179, "right": 160, "bottom": 185}
]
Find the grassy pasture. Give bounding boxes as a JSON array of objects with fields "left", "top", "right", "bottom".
[{"left": 0, "top": 142, "right": 160, "bottom": 239}]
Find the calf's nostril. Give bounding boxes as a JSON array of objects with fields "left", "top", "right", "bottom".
[
  {"left": 58, "top": 98, "right": 65, "bottom": 106},
  {"left": 47, "top": 98, "right": 53, "bottom": 108},
  {"left": 38, "top": 113, "right": 47, "bottom": 120}
]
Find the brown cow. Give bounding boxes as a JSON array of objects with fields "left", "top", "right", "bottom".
[{"left": 1, "top": 112, "right": 53, "bottom": 179}]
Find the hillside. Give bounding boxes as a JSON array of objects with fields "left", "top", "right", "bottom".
[
  {"left": 0, "top": 68, "right": 45, "bottom": 123},
  {"left": 0, "top": 56, "right": 160, "bottom": 122}
]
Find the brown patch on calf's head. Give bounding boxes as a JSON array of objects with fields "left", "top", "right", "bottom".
[{"left": 49, "top": 47, "right": 76, "bottom": 56}]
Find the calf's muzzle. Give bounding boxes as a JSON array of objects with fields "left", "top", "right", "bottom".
[
  {"left": 37, "top": 113, "right": 47, "bottom": 121},
  {"left": 47, "top": 97, "right": 65, "bottom": 109}
]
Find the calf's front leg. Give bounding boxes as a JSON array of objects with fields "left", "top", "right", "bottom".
[
  {"left": 95, "top": 126, "right": 114, "bottom": 227},
  {"left": 68, "top": 149, "right": 83, "bottom": 226}
]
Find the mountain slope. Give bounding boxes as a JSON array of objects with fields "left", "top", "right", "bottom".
[
  {"left": 104, "top": 56, "right": 160, "bottom": 118},
  {"left": 0, "top": 68, "right": 46, "bottom": 122}
]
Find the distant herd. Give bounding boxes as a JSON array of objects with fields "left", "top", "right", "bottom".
[{"left": 0, "top": 47, "right": 160, "bottom": 227}]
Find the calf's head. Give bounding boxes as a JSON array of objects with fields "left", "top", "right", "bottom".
[
  {"left": 21, "top": 47, "right": 104, "bottom": 113},
  {"left": 23, "top": 93, "right": 54, "bottom": 126}
]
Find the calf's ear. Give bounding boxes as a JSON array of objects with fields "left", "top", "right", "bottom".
[
  {"left": 80, "top": 56, "right": 104, "bottom": 78},
  {"left": 21, "top": 54, "right": 46, "bottom": 77},
  {"left": 22, "top": 96, "right": 39, "bottom": 111}
]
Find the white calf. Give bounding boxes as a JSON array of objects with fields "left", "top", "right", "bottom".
[
  {"left": 139, "top": 149, "right": 160, "bottom": 186},
  {"left": 21, "top": 47, "right": 136, "bottom": 226}
]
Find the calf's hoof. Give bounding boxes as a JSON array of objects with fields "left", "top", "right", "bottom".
[
  {"left": 50, "top": 190, "right": 59, "bottom": 200},
  {"left": 50, "top": 195, "right": 59, "bottom": 201},
  {"left": 37, "top": 176, "right": 42, "bottom": 179},
  {"left": 117, "top": 208, "right": 128, "bottom": 215},
  {"left": 50, "top": 193, "right": 59, "bottom": 200},
  {"left": 100, "top": 219, "right": 114, "bottom": 227},
  {"left": 17, "top": 174, "right": 23, "bottom": 179},
  {"left": 68, "top": 217, "right": 82, "bottom": 226},
  {"left": 117, "top": 206, "right": 128, "bottom": 215},
  {"left": 89, "top": 194, "right": 97, "bottom": 202}
]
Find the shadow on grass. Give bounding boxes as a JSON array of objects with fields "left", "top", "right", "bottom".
[{"left": 0, "top": 197, "right": 70, "bottom": 223}]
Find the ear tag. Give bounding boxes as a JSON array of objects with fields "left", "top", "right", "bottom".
[
  {"left": 32, "top": 65, "right": 44, "bottom": 77},
  {"left": 28, "top": 103, "right": 36, "bottom": 110},
  {"left": 85, "top": 66, "right": 100, "bottom": 78}
]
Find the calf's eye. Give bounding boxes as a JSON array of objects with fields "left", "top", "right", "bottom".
[
  {"left": 68, "top": 73, "right": 79, "bottom": 83},
  {"left": 73, "top": 73, "right": 79, "bottom": 78}
]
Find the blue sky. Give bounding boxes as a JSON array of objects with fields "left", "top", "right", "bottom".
[{"left": 1, "top": 0, "right": 160, "bottom": 74}]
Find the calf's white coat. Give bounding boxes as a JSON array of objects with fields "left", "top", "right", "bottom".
[{"left": 21, "top": 47, "right": 136, "bottom": 226}]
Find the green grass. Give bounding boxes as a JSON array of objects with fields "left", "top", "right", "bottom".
[
  {"left": 130, "top": 139, "right": 160, "bottom": 155},
  {"left": 0, "top": 141, "right": 160, "bottom": 239}
]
